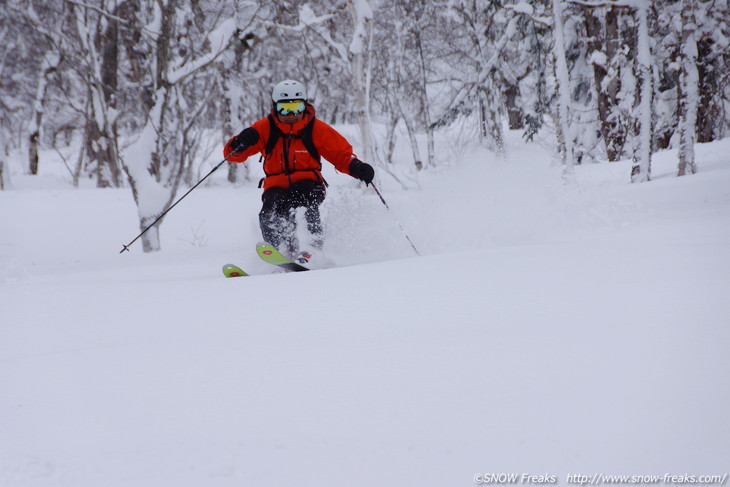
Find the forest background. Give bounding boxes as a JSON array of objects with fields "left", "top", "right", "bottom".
[{"left": 1, "top": 0, "right": 728, "bottom": 251}]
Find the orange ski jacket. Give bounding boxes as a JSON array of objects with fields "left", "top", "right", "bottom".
[{"left": 224, "top": 104, "right": 358, "bottom": 191}]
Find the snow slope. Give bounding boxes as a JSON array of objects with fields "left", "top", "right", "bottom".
[{"left": 1, "top": 132, "right": 729, "bottom": 487}]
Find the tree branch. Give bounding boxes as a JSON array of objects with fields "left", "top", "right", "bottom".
[
  {"left": 503, "top": 5, "right": 552, "bottom": 28},
  {"left": 62, "top": 0, "right": 130, "bottom": 24},
  {"left": 565, "top": 0, "right": 635, "bottom": 9}
]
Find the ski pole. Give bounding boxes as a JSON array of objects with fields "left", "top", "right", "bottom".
[
  {"left": 370, "top": 182, "right": 420, "bottom": 256},
  {"left": 119, "top": 145, "right": 244, "bottom": 253}
]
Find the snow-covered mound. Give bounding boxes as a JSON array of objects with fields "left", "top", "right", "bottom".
[{"left": 1, "top": 134, "right": 729, "bottom": 486}]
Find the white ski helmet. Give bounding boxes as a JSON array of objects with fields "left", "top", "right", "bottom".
[{"left": 271, "top": 79, "right": 307, "bottom": 102}]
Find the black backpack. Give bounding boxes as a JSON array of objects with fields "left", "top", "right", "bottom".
[{"left": 264, "top": 114, "right": 320, "bottom": 162}]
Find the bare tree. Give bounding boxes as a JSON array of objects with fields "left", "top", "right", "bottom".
[
  {"left": 677, "top": 0, "right": 699, "bottom": 176},
  {"left": 584, "top": 4, "right": 632, "bottom": 161},
  {"left": 552, "top": 0, "right": 576, "bottom": 176},
  {"left": 694, "top": 0, "right": 729, "bottom": 143},
  {"left": 69, "top": 0, "right": 125, "bottom": 188},
  {"left": 349, "top": 0, "right": 375, "bottom": 163},
  {"left": 630, "top": 0, "right": 653, "bottom": 183},
  {"left": 28, "top": 52, "right": 61, "bottom": 175},
  {"left": 120, "top": 0, "right": 242, "bottom": 252},
  {"left": 2, "top": 0, "right": 65, "bottom": 177}
]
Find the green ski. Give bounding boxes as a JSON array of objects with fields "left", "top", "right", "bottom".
[
  {"left": 256, "top": 242, "right": 309, "bottom": 272},
  {"left": 222, "top": 263, "right": 249, "bottom": 278}
]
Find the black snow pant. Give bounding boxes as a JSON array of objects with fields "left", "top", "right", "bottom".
[{"left": 259, "top": 179, "right": 325, "bottom": 257}]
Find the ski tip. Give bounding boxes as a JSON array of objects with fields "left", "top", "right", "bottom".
[
  {"left": 222, "top": 264, "right": 249, "bottom": 278},
  {"left": 256, "top": 241, "right": 279, "bottom": 258}
]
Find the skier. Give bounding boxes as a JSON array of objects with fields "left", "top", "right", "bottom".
[{"left": 223, "top": 79, "right": 374, "bottom": 263}]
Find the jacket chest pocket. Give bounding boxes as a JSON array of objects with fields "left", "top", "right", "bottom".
[
  {"left": 292, "top": 149, "right": 314, "bottom": 168},
  {"left": 288, "top": 137, "right": 315, "bottom": 170}
]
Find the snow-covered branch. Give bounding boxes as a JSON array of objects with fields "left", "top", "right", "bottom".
[
  {"left": 167, "top": 18, "right": 237, "bottom": 85},
  {"left": 62, "top": 0, "right": 130, "bottom": 24},
  {"left": 260, "top": 4, "right": 335, "bottom": 32},
  {"left": 503, "top": 4, "right": 552, "bottom": 27},
  {"left": 261, "top": 5, "right": 346, "bottom": 62},
  {"left": 349, "top": 0, "right": 373, "bottom": 55},
  {"left": 566, "top": 0, "right": 634, "bottom": 8},
  {"left": 433, "top": 13, "right": 520, "bottom": 127}
]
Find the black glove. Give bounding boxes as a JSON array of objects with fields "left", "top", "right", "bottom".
[
  {"left": 230, "top": 127, "right": 259, "bottom": 151},
  {"left": 349, "top": 159, "right": 374, "bottom": 185}
]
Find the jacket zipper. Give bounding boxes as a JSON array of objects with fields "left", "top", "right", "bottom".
[{"left": 283, "top": 130, "right": 294, "bottom": 186}]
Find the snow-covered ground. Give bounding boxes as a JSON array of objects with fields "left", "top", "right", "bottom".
[{"left": 1, "top": 130, "right": 729, "bottom": 487}]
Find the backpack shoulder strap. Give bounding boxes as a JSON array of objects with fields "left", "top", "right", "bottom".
[
  {"left": 265, "top": 114, "right": 282, "bottom": 155},
  {"left": 300, "top": 118, "right": 320, "bottom": 162}
]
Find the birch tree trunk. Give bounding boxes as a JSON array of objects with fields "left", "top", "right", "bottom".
[
  {"left": 503, "top": 83, "right": 523, "bottom": 130},
  {"left": 72, "top": 2, "right": 123, "bottom": 188},
  {"left": 677, "top": 0, "right": 698, "bottom": 177},
  {"left": 551, "top": 0, "right": 575, "bottom": 177},
  {"left": 695, "top": 36, "right": 723, "bottom": 143},
  {"left": 349, "top": 0, "right": 374, "bottom": 164},
  {"left": 630, "top": 1, "right": 653, "bottom": 183},
  {"left": 415, "top": 31, "right": 434, "bottom": 168},
  {"left": 119, "top": 0, "right": 238, "bottom": 252},
  {"left": 96, "top": 9, "right": 122, "bottom": 188},
  {"left": 383, "top": 112, "right": 399, "bottom": 165},
  {"left": 0, "top": 156, "right": 7, "bottom": 190},
  {"left": 121, "top": 0, "right": 176, "bottom": 253},
  {"left": 479, "top": 82, "right": 505, "bottom": 156},
  {"left": 397, "top": 97, "right": 423, "bottom": 168},
  {"left": 585, "top": 6, "right": 626, "bottom": 161},
  {"left": 28, "top": 53, "right": 59, "bottom": 175},
  {"left": 123, "top": 93, "right": 169, "bottom": 253}
]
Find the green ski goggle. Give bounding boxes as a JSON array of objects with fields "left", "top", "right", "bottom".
[{"left": 276, "top": 100, "right": 305, "bottom": 115}]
